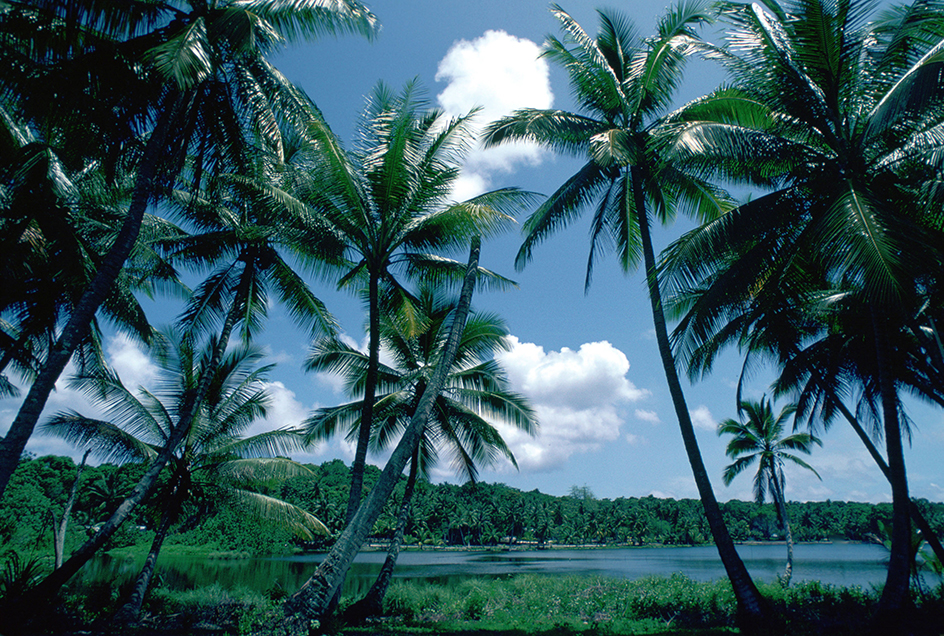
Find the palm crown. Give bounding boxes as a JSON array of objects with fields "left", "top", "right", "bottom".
[
  {"left": 304, "top": 285, "right": 536, "bottom": 483},
  {"left": 719, "top": 397, "right": 821, "bottom": 504}
]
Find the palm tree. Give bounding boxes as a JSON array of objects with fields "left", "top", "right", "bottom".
[
  {"left": 661, "top": 0, "right": 944, "bottom": 618},
  {"left": 284, "top": 236, "right": 483, "bottom": 623},
  {"left": 482, "top": 3, "right": 769, "bottom": 623},
  {"left": 296, "top": 81, "right": 532, "bottom": 526},
  {"left": 0, "top": 113, "right": 180, "bottom": 396},
  {"left": 718, "top": 396, "right": 821, "bottom": 586},
  {"left": 0, "top": 0, "right": 378, "bottom": 502},
  {"left": 304, "top": 285, "right": 536, "bottom": 616},
  {"left": 666, "top": 226, "right": 944, "bottom": 571},
  {"left": 40, "top": 332, "right": 327, "bottom": 621}
]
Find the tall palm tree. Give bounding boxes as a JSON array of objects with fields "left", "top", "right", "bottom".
[
  {"left": 304, "top": 285, "right": 536, "bottom": 616},
  {"left": 0, "top": 0, "right": 378, "bottom": 502},
  {"left": 40, "top": 333, "right": 327, "bottom": 621},
  {"left": 718, "top": 396, "right": 820, "bottom": 586},
  {"left": 482, "top": 3, "right": 768, "bottom": 623},
  {"left": 296, "top": 81, "right": 532, "bottom": 526},
  {"left": 661, "top": 0, "right": 944, "bottom": 618}
]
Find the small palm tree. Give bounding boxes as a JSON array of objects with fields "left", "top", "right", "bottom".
[
  {"left": 718, "top": 396, "right": 821, "bottom": 587},
  {"left": 304, "top": 286, "right": 536, "bottom": 616},
  {"left": 297, "top": 81, "right": 532, "bottom": 525},
  {"left": 41, "top": 331, "right": 326, "bottom": 621}
]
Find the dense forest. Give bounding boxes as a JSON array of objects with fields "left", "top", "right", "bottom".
[{"left": 6, "top": 454, "right": 943, "bottom": 559}]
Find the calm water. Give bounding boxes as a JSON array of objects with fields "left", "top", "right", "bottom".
[{"left": 80, "top": 543, "right": 890, "bottom": 596}]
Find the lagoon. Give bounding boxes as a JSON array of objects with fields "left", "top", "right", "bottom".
[{"left": 80, "top": 543, "right": 890, "bottom": 597}]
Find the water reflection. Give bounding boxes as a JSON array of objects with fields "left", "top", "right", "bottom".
[{"left": 78, "top": 543, "right": 891, "bottom": 597}]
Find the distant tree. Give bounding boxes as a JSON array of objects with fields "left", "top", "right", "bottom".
[{"left": 719, "top": 397, "right": 821, "bottom": 586}]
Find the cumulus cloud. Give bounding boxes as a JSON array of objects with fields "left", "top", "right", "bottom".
[
  {"left": 689, "top": 405, "right": 717, "bottom": 431},
  {"left": 492, "top": 337, "right": 649, "bottom": 472},
  {"left": 106, "top": 333, "right": 159, "bottom": 392},
  {"left": 250, "top": 381, "right": 310, "bottom": 436},
  {"left": 435, "top": 30, "right": 553, "bottom": 195}
]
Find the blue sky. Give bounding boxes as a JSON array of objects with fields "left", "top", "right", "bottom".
[{"left": 5, "top": 0, "right": 944, "bottom": 505}]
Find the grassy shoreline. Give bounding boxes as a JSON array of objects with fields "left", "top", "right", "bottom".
[{"left": 31, "top": 571, "right": 942, "bottom": 636}]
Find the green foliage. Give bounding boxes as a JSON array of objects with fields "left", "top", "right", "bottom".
[
  {"left": 383, "top": 573, "right": 737, "bottom": 631},
  {"left": 381, "top": 574, "right": 944, "bottom": 635},
  {"left": 0, "top": 549, "right": 46, "bottom": 600},
  {"left": 5, "top": 455, "right": 942, "bottom": 560},
  {"left": 144, "top": 584, "right": 282, "bottom": 635}
]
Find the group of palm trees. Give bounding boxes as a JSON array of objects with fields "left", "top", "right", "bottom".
[
  {"left": 2, "top": 0, "right": 944, "bottom": 632},
  {"left": 483, "top": 0, "right": 944, "bottom": 630}
]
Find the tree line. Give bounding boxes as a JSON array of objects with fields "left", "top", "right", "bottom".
[
  {"left": 5, "top": 454, "right": 944, "bottom": 557},
  {"left": 2, "top": 0, "right": 944, "bottom": 632}
]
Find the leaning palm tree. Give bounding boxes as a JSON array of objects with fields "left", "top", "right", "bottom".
[
  {"left": 296, "top": 81, "right": 532, "bottom": 526},
  {"left": 718, "top": 396, "right": 821, "bottom": 586},
  {"left": 284, "top": 236, "right": 483, "bottom": 623},
  {"left": 661, "top": 0, "right": 944, "bottom": 619},
  {"left": 482, "top": 3, "right": 768, "bottom": 623},
  {"left": 304, "top": 285, "right": 536, "bottom": 617},
  {"left": 40, "top": 332, "right": 327, "bottom": 621},
  {"left": 0, "top": 0, "right": 378, "bottom": 502}
]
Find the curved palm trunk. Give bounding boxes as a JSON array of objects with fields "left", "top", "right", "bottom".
[
  {"left": 113, "top": 483, "right": 185, "bottom": 623},
  {"left": 13, "top": 262, "right": 251, "bottom": 609},
  {"left": 51, "top": 449, "right": 90, "bottom": 569},
  {"left": 346, "top": 446, "right": 420, "bottom": 621},
  {"left": 834, "top": 400, "right": 944, "bottom": 566},
  {"left": 631, "top": 168, "right": 766, "bottom": 626},
  {"left": 872, "top": 313, "right": 912, "bottom": 623},
  {"left": 284, "top": 237, "right": 480, "bottom": 624},
  {"left": 347, "top": 272, "right": 381, "bottom": 524},
  {"left": 769, "top": 472, "right": 794, "bottom": 586},
  {"left": 0, "top": 101, "right": 179, "bottom": 501}
]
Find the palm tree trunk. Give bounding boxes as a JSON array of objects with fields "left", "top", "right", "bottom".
[
  {"left": 0, "top": 99, "right": 179, "bottom": 501},
  {"left": 631, "top": 168, "right": 766, "bottom": 626},
  {"left": 113, "top": 485, "right": 184, "bottom": 623},
  {"left": 872, "top": 312, "right": 912, "bottom": 623},
  {"left": 347, "top": 270, "right": 381, "bottom": 525},
  {"left": 51, "top": 449, "right": 90, "bottom": 569},
  {"left": 346, "top": 446, "right": 420, "bottom": 621},
  {"left": 834, "top": 399, "right": 944, "bottom": 568},
  {"left": 284, "top": 237, "right": 481, "bottom": 624},
  {"left": 12, "top": 258, "right": 252, "bottom": 609},
  {"left": 770, "top": 472, "right": 793, "bottom": 586}
]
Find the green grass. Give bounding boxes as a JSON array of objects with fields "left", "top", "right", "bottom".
[
  {"left": 371, "top": 574, "right": 944, "bottom": 636},
  {"left": 105, "top": 542, "right": 254, "bottom": 562},
  {"left": 19, "top": 571, "right": 944, "bottom": 636}
]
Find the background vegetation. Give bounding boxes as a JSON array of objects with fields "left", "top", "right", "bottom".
[{"left": 5, "top": 454, "right": 942, "bottom": 561}]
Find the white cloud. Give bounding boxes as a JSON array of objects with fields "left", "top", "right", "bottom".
[
  {"left": 106, "top": 334, "right": 159, "bottom": 392},
  {"left": 635, "top": 409, "right": 660, "bottom": 424},
  {"left": 493, "top": 337, "right": 649, "bottom": 472},
  {"left": 250, "top": 381, "right": 310, "bottom": 437},
  {"left": 689, "top": 405, "right": 717, "bottom": 431},
  {"left": 435, "top": 30, "right": 553, "bottom": 195}
]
